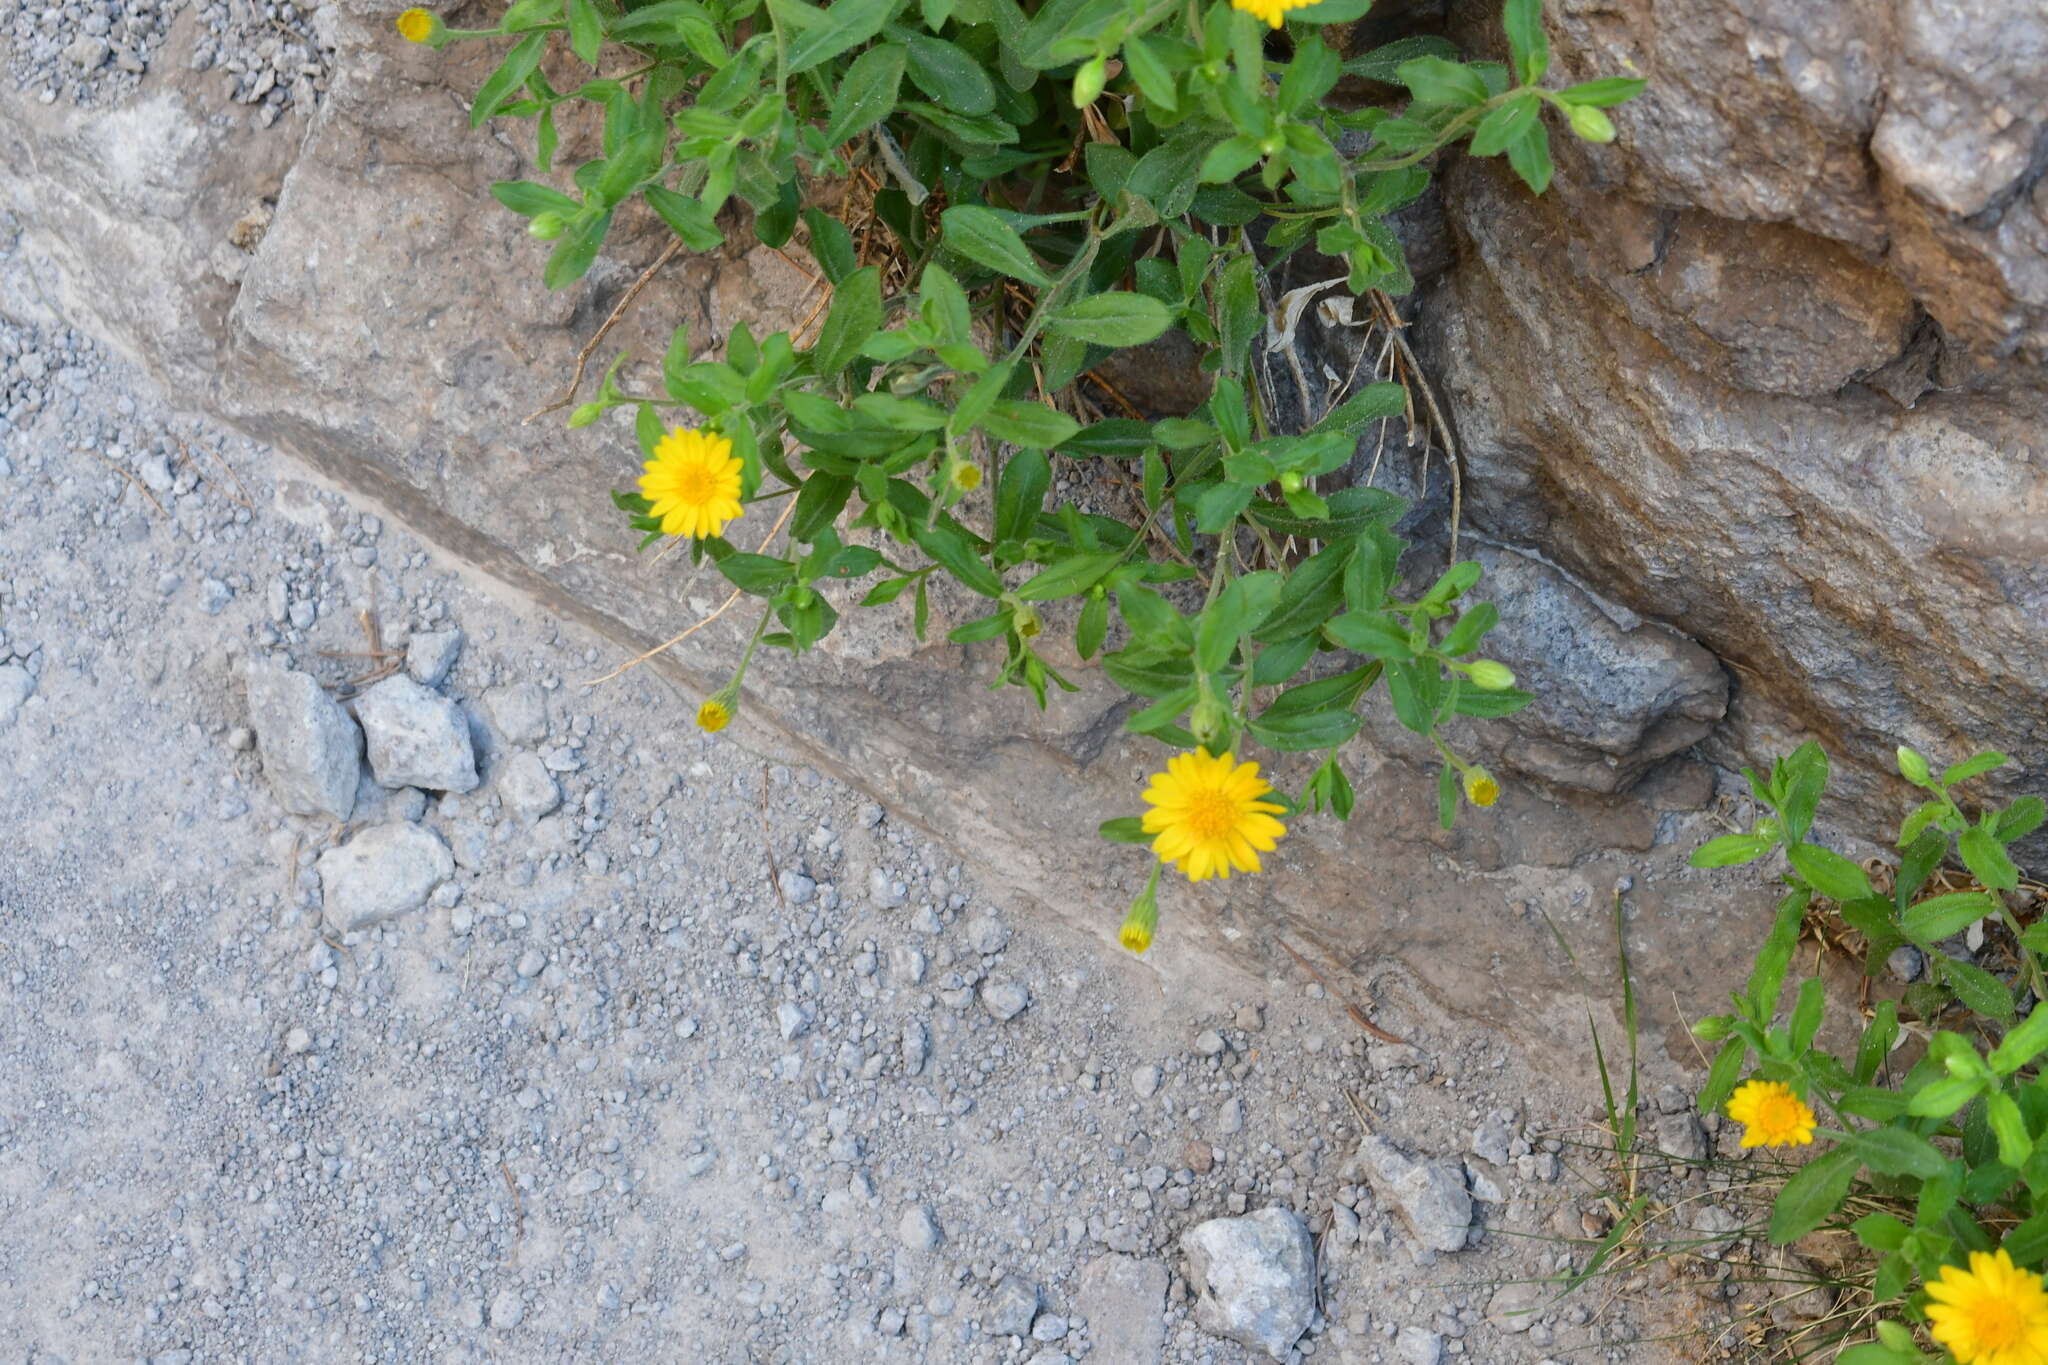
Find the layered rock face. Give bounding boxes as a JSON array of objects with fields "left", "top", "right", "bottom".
[{"left": 1420, "top": 0, "right": 2048, "bottom": 817}]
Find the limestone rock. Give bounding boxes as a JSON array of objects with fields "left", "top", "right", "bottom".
[
  {"left": 243, "top": 663, "right": 360, "bottom": 820},
  {"left": 487, "top": 682, "right": 549, "bottom": 746},
  {"left": 987, "top": 1275, "right": 1040, "bottom": 1339},
  {"left": 405, "top": 628, "right": 463, "bottom": 686},
  {"left": 316, "top": 823, "right": 454, "bottom": 929},
  {"left": 1180, "top": 1207, "right": 1316, "bottom": 1361},
  {"left": 1357, "top": 1136, "right": 1473, "bottom": 1253},
  {"left": 498, "top": 750, "right": 560, "bottom": 822},
  {"left": 355, "top": 675, "right": 478, "bottom": 793},
  {"left": 0, "top": 664, "right": 36, "bottom": 731}
]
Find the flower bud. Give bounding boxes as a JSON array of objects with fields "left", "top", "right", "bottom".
[
  {"left": 1190, "top": 696, "right": 1227, "bottom": 747},
  {"left": 1462, "top": 767, "right": 1500, "bottom": 808},
  {"left": 568, "top": 403, "right": 603, "bottom": 428},
  {"left": 1279, "top": 471, "right": 1305, "bottom": 494},
  {"left": 696, "top": 683, "right": 739, "bottom": 734},
  {"left": 1118, "top": 882, "right": 1160, "bottom": 955},
  {"left": 1071, "top": 55, "right": 1108, "bottom": 109},
  {"left": 394, "top": 7, "right": 442, "bottom": 44},
  {"left": 1566, "top": 103, "right": 1617, "bottom": 143},
  {"left": 948, "top": 459, "right": 983, "bottom": 493},
  {"left": 1012, "top": 604, "right": 1042, "bottom": 639},
  {"left": 1897, "top": 745, "right": 1931, "bottom": 785},
  {"left": 528, "top": 211, "right": 567, "bottom": 241},
  {"left": 1465, "top": 659, "right": 1516, "bottom": 692}
]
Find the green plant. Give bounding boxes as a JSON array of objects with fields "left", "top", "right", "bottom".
[
  {"left": 400, "top": 0, "right": 1644, "bottom": 930},
  {"left": 1691, "top": 743, "right": 2048, "bottom": 1363}
]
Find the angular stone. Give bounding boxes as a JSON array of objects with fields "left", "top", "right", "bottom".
[
  {"left": 487, "top": 681, "right": 548, "bottom": 746},
  {"left": 1180, "top": 1208, "right": 1316, "bottom": 1361},
  {"left": 986, "top": 1275, "right": 1039, "bottom": 1339},
  {"left": 355, "top": 675, "right": 478, "bottom": 793},
  {"left": 316, "top": 823, "right": 454, "bottom": 929},
  {"left": 498, "top": 750, "right": 560, "bottom": 822},
  {"left": 405, "top": 628, "right": 464, "bottom": 686},
  {"left": 979, "top": 978, "right": 1030, "bottom": 1022},
  {"left": 1357, "top": 1136, "right": 1473, "bottom": 1253},
  {"left": 243, "top": 662, "right": 360, "bottom": 820},
  {"left": 1077, "top": 1254, "right": 1166, "bottom": 1364},
  {"left": 897, "top": 1203, "right": 942, "bottom": 1252},
  {"left": 0, "top": 664, "right": 35, "bottom": 731}
]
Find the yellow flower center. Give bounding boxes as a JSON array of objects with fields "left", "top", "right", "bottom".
[
  {"left": 1754, "top": 1091, "right": 1801, "bottom": 1133},
  {"left": 674, "top": 466, "right": 721, "bottom": 505},
  {"left": 1182, "top": 790, "right": 1241, "bottom": 842},
  {"left": 395, "top": 8, "right": 433, "bottom": 41},
  {"left": 1972, "top": 1298, "right": 2023, "bottom": 1349},
  {"left": 697, "top": 700, "right": 731, "bottom": 733}
]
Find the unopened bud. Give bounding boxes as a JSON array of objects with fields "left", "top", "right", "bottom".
[
  {"left": 1566, "top": 103, "right": 1616, "bottom": 143},
  {"left": 1466, "top": 660, "right": 1516, "bottom": 691},
  {"left": 568, "top": 403, "right": 603, "bottom": 428},
  {"left": 528, "top": 212, "right": 567, "bottom": 241},
  {"left": 1072, "top": 55, "right": 1108, "bottom": 109}
]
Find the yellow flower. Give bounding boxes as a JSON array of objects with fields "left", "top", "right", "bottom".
[
  {"left": 1463, "top": 767, "right": 1500, "bottom": 807},
  {"left": 1927, "top": 1249, "right": 2048, "bottom": 1365},
  {"left": 1724, "top": 1079, "right": 1816, "bottom": 1149},
  {"left": 948, "top": 460, "right": 982, "bottom": 492},
  {"left": 395, "top": 8, "right": 437, "bottom": 42},
  {"left": 1140, "top": 750, "right": 1287, "bottom": 882},
  {"left": 1230, "top": 0, "right": 1317, "bottom": 29},
  {"left": 639, "top": 428, "right": 744, "bottom": 540}
]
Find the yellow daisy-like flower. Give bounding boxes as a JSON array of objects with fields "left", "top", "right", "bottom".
[
  {"left": 1140, "top": 750, "right": 1287, "bottom": 882},
  {"left": 697, "top": 699, "right": 731, "bottom": 732},
  {"left": 948, "top": 460, "right": 982, "bottom": 492},
  {"left": 1463, "top": 767, "right": 1500, "bottom": 807},
  {"left": 394, "top": 7, "right": 436, "bottom": 42},
  {"left": 1724, "top": 1079, "right": 1816, "bottom": 1149},
  {"left": 1927, "top": 1249, "right": 2048, "bottom": 1365},
  {"left": 1230, "top": 0, "right": 1317, "bottom": 29},
  {"left": 639, "top": 428, "right": 744, "bottom": 540}
]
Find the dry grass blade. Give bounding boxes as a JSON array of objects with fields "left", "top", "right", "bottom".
[
  {"left": 77, "top": 445, "right": 166, "bottom": 517},
  {"left": 1276, "top": 937, "right": 1410, "bottom": 1045}
]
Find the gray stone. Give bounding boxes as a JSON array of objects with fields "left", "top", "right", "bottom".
[
  {"left": 1488, "top": 1281, "right": 1545, "bottom": 1332},
  {"left": 897, "top": 1203, "right": 942, "bottom": 1252},
  {"left": 1357, "top": 1136, "right": 1473, "bottom": 1253},
  {"left": 0, "top": 663, "right": 35, "bottom": 731},
  {"left": 1887, "top": 944, "right": 1924, "bottom": 983},
  {"left": 487, "top": 682, "right": 548, "bottom": 746},
  {"left": 1655, "top": 1109, "right": 1709, "bottom": 1163},
  {"left": 64, "top": 36, "right": 111, "bottom": 69},
  {"left": 776, "top": 1001, "right": 812, "bottom": 1041},
  {"left": 1030, "top": 1313, "right": 1068, "bottom": 1342},
  {"left": 243, "top": 663, "right": 360, "bottom": 820},
  {"left": 1132, "top": 1065, "right": 1162, "bottom": 1099},
  {"left": 404, "top": 628, "right": 463, "bottom": 686},
  {"left": 1396, "top": 1325, "right": 1444, "bottom": 1365},
  {"left": 980, "top": 978, "right": 1030, "bottom": 1022},
  {"left": 987, "top": 1275, "right": 1039, "bottom": 1338},
  {"left": 316, "top": 823, "right": 454, "bottom": 930},
  {"left": 355, "top": 675, "right": 478, "bottom": 793},
  {"left": 1180, "top": 1207, "right": 1316, "bottom": 1361},
  {"left": 966, "top": 916, "right": 1010, "bottom": 955},
  {"left": 489, "top": 1286, "right": 524, "bottom": 1329},
  {"left": 1194, "top": 1029, "right": 1226, "bottom": 1057},
  {"left": 498, "top": 750, "right": 560, "bottom": 822},
  {"left": 1077, "top": 1255, "right": 1167, "bottom": 1364},
  {"left": 1470, "top": 1117, "right": 1513, "bottom": 1167}
]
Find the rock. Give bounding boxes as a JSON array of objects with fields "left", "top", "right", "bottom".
[
  {"left": 1470, "top": 1117, "right": 1513, "bottom": 1166},
  {"left": 1077, "top": 1254, "right": 1167, "bottom": 1364},
  {"left": 987, "top": 1275, "right": 1039, "bottom": 1338},
  {"left": 315, "top": 823, "right": 454, "bottom": 930},
  {"left": 0, "top": 663, "right": 35, "bottom": 731},
  {"left": 1655, "top": 1110, "right": 1709, "bottom": 1163},
  {"left": 488, "top": 682, "right": 548, "bottom": 745},
  {"left": 489, "top": 1286, "right": 524, "bottom": 1329},
  {"left": 1395, "top": 1325, "right": 1444, "bottom": 1365},
  {"left": 1356, "top": 1136, "right": 1474, "bottom": 1253},
  {"left": 897, "top": 1204, "right": 942, "bottom": 1252},
  {"left": 1132, "top": 1065, "right": 1162, "bottom": 1099},
  {"left": 1194, "top": 1029, "right": 1226, "bottom": 1057},
  {"left": 776, "top": 1001, "right": 812, "bottom": 1041},
  {"left": 1180, "top": 1207, "right": 1316, "bottom": 1361},
  {"left": 355, "top": 675, "right": 479, "bottom": 793},
  {"left": 64, "top": 36, "right": 111, "bottom": 70},
  {"left": 498, "top": 750, "right": 560, "bottom": 822},
  {"left": 242, "top": 663, "right": 360, "bottom": 820},
  {"left": 1488, "top": 1281, "right": 1544, "bottom": 1332},
  {"left": 1030, "top": 1313, "right": 1068, "bottom": 1342},
  {"left": 1887, "top": 944, "right": 1924, "bottom": 983},
  {"left": 966, "top": 916, "right": 1010, "bottom": 955},
  {"left": 1329, "top": 1202, "right": 1361, "bottom": 1246},
  {"left": 1692, "top": 1205, "right": 1745, "bottom": 1260},
  {"left": 979, "top": 978, "right": 1030, "bottom": 1021},
  {"left": 404, "top": 629, "right": 463, "bottom": 686},
  {"left": 901, "top": 1019, "right": 929, "bottom": 1076}
]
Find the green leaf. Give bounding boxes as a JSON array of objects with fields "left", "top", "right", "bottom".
[
  {"left": 1690, "top": 834, "right": 1774, "bottom": 869},
  {"left": 1217, "top": 253, "right": 1260, "bottom": 378},
  {"left": 1199, "top": 135, "right": 1264, "bottom": 185},
  {"left": 1252, "top": 705, "right": 1363, "bottom": 753},
  {"left": 1785, "top": 844, "right": 1873, "bottom": 903},
  {"left": 809, "top": 265, "right": 881, "bottom": 377},
  {"left": 1999, "top": 796, "right": 2046, "bottom": 844},
  {"left": 1697, "top": 1038, "right": 1745, "bottom": 1117},
  {"left": 1396, "top": 55, "right": 1489, "bottom": 108},
  {"left": 1501, "top": 0, "right": 1549, "bottom": 85},
  {"left": 1991, "top": 1091, "right": 2035, "bottom": 1168},
  {"left": 1449, "top": 687, "right": 1534, "bottom": 718},
  {"left": 1767, "top": 1147, "right": 1860, "bottom": 1244},
  {"left": 1344, "top": 35, "right": 1461, "bottom": 83},
  {"left": 1252, "top": 543, "right": 1352, "bottom": 643},
  {"left": 1908, "top": 1075, "right": 1985, "bottom": 1119},
  {"left": 1961, "top": 825, "right": 2021, "bottom": 892},
  {"left": 1851, "top": 1212, "right": 1910, "bottom": 1253},
  {"left": 1745, "top": 889, "right": 1809, "bottom": 1020},
  {"left": 1996, "top": 1006, "right": 2048, "bottom": 1075},
  {"left": 1853, "top": 1000, "right": 1898, "bottom": 1083},
  {"left": 1945, "top": 750, "right": 2011, "bottom": 785},
  {"left": 713, "top": 552, "right": 796, "bottom": 595},
  {"left": 939, "top": 205, "right": 1052, "bottom": 287},
  {"left": 1057, "top": 419, "right": 1154, "bottom": 459},
  {"left": 824, "top": 42, "right": 908, "bottom": 145},
  {"left": 644, "top": 186, "right": 726, "bottom": 250},
  {"left": 1015, "top": 551, "right": 1122, "bottom": 602},
  {"left": 567, "top": 0, "right": 603, "bottom": 64},
  {"left": 1077, "top": 592, "right": 1109, "bottom": 660},
  {"left": 803, "top": 209, "right": 858, "bottom": 285},
  {"left": 470, "top": 32, "right": 548, "bottom": 127},
  {"left": 544, "top": 210, "right": 612, "bottom": 289},
  {"left": 994, "top": 448, "right": 1049, "bottom": 545},
  {"left": 1503, "top": 119, "right": 1553, "bottom": 194},
  {"left": 981, "top": 401, "right": 1082, "bottom": 451},
  {"left": 1047, "top": 293, "right": 1173, "bottom": 348},
  {"left": 1852, "top": 1127, "right": 1948, "bottom": 1180},
  {"left": 901, "top": 34, "right": 995, "bottom": 116},
  {"left": 786, "top": 0, "right": 901, "bottom": 73},
  {"left": 491, "top": 180, "right": 580, "bottom": 217},
  {"left": 1438, "top": 601, "right": 1498, "bottom": 656},
  {"left": 912, "top": 519, "right": 1003, "bottom": 597},
  {"left": 1099, "top": 816, "right": 1149, "bottom": 844},
  {"left": 1468, "top": 91, "right": 1540, "bottom": 157},
  {"left": 1323, "top": 611, "right": 1415, "bottom": 660},
  {"left": 1788, "top": 977, "right": 1825, "bottom": 1051},
  {"left": 2005, "top": 1209, "right": 2048, "bottom": 1268},
  {"left": 1121, "top": 34, "right": 1177, "bottom": 111},
  {"left": 1195, "top": 572, "right": 1283, "bottom": 674},
  {"left": 1938, "top": 955, "right": 2016, "bottom": 1022},
  {"left": 1555, "top": 76, "right": 1647, "bottom": 107},
  {"left": 1901, "top": 890, "right": 2001, "bottom": 944},
  {"left": 791, "top": 473, "right": 853, "bottom": 542}
]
